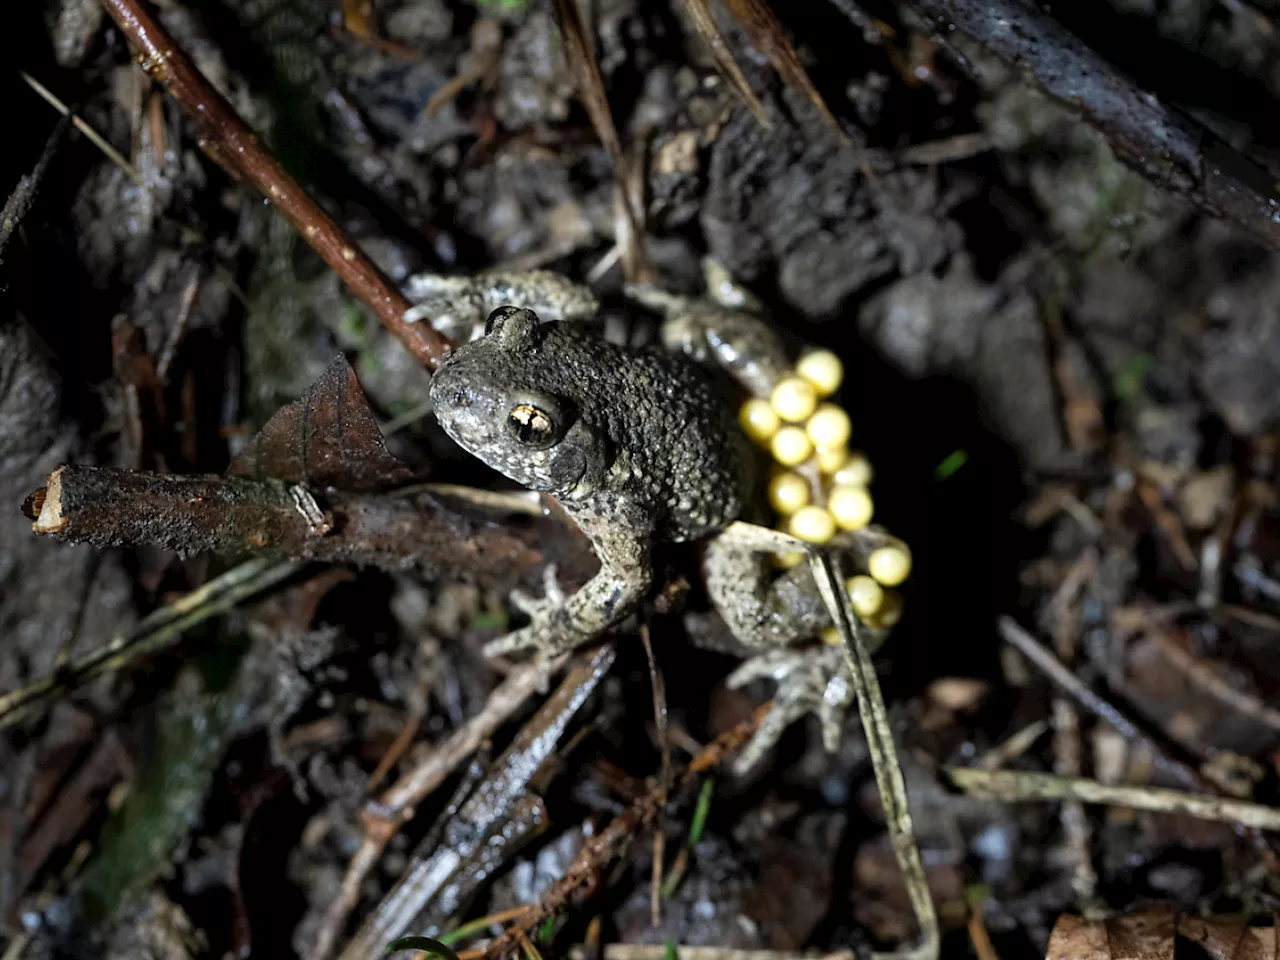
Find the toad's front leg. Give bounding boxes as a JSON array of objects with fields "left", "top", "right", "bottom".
[
  {"left": 405, "top": 270, "right": 598, "bottom": 342},
  {"left": 484, "top": 530, "right": 653, "bottom": 660}
]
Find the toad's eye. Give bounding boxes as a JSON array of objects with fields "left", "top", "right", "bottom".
[
  {"left": 486, "top": 305, "right": 524, "bottom": 336},
  {"left": 507, "top": 402, "right": 557, "bottom": 447}
]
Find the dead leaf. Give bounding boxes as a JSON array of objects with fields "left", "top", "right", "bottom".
[
  {"left": 1180, "top": 466, "right": 1234, "bottom": 531},
  {"left": 227, "top": 355, "right": 412, "bottom": 491},
  {"left": 1046, "top": 913, "right": 1109, "bottom": 960},
  {"left": 1046, "top": 907, "right": 1280, "bottom": 960},
  {"left": 1107, "top": 903, "right": 1176, "bottom": 960}
]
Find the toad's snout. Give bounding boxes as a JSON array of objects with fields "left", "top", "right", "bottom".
[{"left": 428, "top": 364, "right": 497, "bottom": 449}]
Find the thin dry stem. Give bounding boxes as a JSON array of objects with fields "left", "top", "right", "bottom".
[
  {"left": 946, "top": 767, "right": 1280, "bottom": 832},
  {"left": 308, "top": 658, "right": 562, "bottom": 960}
]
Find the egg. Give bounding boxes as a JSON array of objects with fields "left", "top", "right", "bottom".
[
  {"left": 796, "top": 349, "right": 843, "bottom": 397},
  {"left": 828, "top": 484, "right": 874, "bottom": 531},
  {"left": 787, "top": 505, "right": 836, "bottom": 544},
  {"left": 771, "top": 426, "right": 813, "bottom": 467},
  {"left": 868, "top": 545, "right": 911, "bottom": 587},
  {"left": 771, "top": 376, "right": 818, "bottom": 423}
]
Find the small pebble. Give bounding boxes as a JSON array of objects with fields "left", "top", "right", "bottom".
[{"left": 928, "top": 677, "right": 990, "bottom": 711}]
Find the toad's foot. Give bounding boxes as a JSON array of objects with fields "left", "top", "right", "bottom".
[
  {"left": 508, "top": 563, "right": 568, "bottom": 620},
  {"left": 727, "top": 645, "right": 852, "bottom": 775},
  {"left": 484, "top": 566, "right": 573, "bottom": 687},
  {"left": 484, "top": 543, "right": 652, "bottom": 690}
]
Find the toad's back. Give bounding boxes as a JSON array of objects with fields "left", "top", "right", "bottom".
[{"left": 528, "top": 323, "right": 751, "bottom": 542}]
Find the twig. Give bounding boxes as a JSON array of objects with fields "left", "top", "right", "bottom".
[
  {"left": 93, "top": 0, "right": 452, "bottom": 369},
  {"left": 1235, "top": 559, "right": 1280, "bottom": 605},
  {"left": 1047, "top": 551, "right": 1097, "bottom": 906},
  {"left": 978, "top": 720, "right": 1049, "bottom": 771},
  {"left": 640, "top": 624, "right": 669, "bottom": 928},
  {"left": 965, "top": 891, "right": 1002, "bottom": 960},
  {"left": 337, "top": 648, "right": 615, "bottom": 960},
  {"left": 0, "top": 933, "right": 32, "bottom": 960},
  {"left": 365, "top": 713, "right": 422, "bottom": 793},
  {"left": 476, "top": 703, "right": 775, "bottom": 959},
  {"left": 945, "top": 767, "right": 1280, "bottom": 832},
  {"left": 895, "top": 0, "right": 1280, "bottom": 253},
  {"left": 1135, "top": 479, "right": 1197, "bottom": 571},
  {"left": 1149, "top": 631, "right": 1280, "bottom": 734},
  {"left": 678, "top": 0, "right": 771, "bottom": 128},
  {"left": 19, "top": 71, "right": 142, "bottom": 185},
  {"left": 996, "top": 616, "right": 1202, "bottom": 788},
  {"left": 810, "top": 551, "right": 939, "bottom": 960},
  {"left": 551, "top": 0, "right": 650, "bottom": 283},
  {"left": 0, "top": 557, "right": 299, "bottom": 729},
  {"left": 898, "top": 132, "right": 992, "bottom": 165},
  {"left": 721, "top": 0, "right": 851, "bottom": 146},
  {"left": 309, "top": 655, "right": 569, "bottom": 960},
  {"left": 1, "top": 114, "right": 70, "bottom": 262},
  {"left": 29, "top": 465, "right": 564, "bottom": 585},
  {"left": 571, "top": 950, "right": 855, "bottom": 960},
  {"left": 156, "top": 267, "right": 201, "bottom": 382}
]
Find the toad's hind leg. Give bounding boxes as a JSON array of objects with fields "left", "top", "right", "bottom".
[
  {"left": 701, "top": 533, "right": 828, "bottom": 651},
  {"left": 700, "top": 526, "right": 855, "bottom": 773}
]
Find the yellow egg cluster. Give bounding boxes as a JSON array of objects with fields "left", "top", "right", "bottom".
[{"left": 740, "top": 348, "right": 913, "bottom": 629}]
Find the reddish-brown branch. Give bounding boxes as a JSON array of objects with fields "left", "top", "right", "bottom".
[
  {"left": 474, "top": 702, "right": 774, "bottom": 959},
  {"left": 95, "top": 0, "right": 453, "bottom": 369}
]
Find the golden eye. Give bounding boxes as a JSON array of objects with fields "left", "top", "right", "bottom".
[{"left": 508, "top": 403, "right": 557, "bottom": 446}]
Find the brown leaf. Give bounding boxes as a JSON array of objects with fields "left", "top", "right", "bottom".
[
  {"left": 1178, "top": 916, "right": 1253, "bottom": 960},
  {"left": 1046, "top": 913, "right": 1109, "bottom": 960},
  {"left": 722, "top": 0, "right": 848, "bottom": 142},
  {"left": 679, "top": 0, "right": 770, "bottom": 128},
  {"left": 1046, "top": 909, "right": 1280, "bottom": 960},
  {"left": 227, "top": 355, "right": 412, "bottom": 491},
  {"left": 1107, "top": 903, "right": 1176, "bottom": 960}
]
